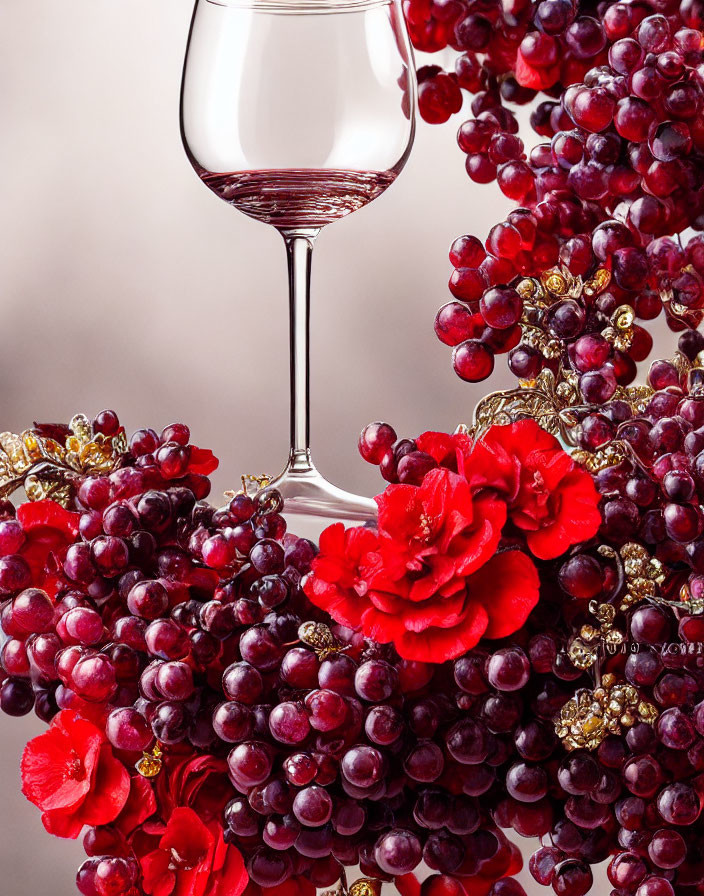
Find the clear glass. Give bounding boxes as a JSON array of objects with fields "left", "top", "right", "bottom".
[{"left": 181, "top": 0, "right": 416, "bottom": 530}]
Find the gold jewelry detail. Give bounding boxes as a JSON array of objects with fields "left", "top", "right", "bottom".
[
  {"left": 0, "top": 414, "right": 127, "bottom": 508},
  {"left": 298, "top": 621, "right": 348, "bottom": 661},
  {"left": 135, "top": 742, "right": 163, "bottom": 778},
  {"left": 603, "top": 304, "right": 636, "bottom": 352},
  {"left": 567, "top": 600, "right": 626, "bottom": 671},
  {"left": 472, "top": 367, "right": 581, "bottom": 444},
  {"left": 583, "top": 268, "right": 611, "bottom": 297},
  {"left": 225, "top": 474, "right": 273, "bottom": 500},
  {"left": 349, "top": 880, "right": 382, "bottom": 896},
  {"left": 555, "top": 674, "right": 658, "bottom": 751},
  {"left": 323, "top": 879, "right": 382, "bottom": 896},
  {"left": 598, "top": 543, "right": 665, "bottom": 611},
  {"left": 572, "top": 442, "right": 628, "bottom": 473}
]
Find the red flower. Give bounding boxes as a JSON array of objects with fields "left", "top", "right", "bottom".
[
  {"left": 304, "top": 524, "right": 381, "bottom": 621},
  {"left": 21, "top": 710, "right": 130, "bottom": 839},
  {"left": 140, "top": 808, "right": 247, "bottom": 896},
  {"left": 157, "top": 753, "right": 232, "bottom": 824},
  {"left": 466, "top": 420, "right": 602, "bottom": 559},
  {"left": 17, "top": 499, "right": 80, "bottom": 595},
  {"left": 305, "top": 469, "right": 540, "bottom": 662},
  {"left": 374, "top": 468, "right": 507, "bottom": 600}
]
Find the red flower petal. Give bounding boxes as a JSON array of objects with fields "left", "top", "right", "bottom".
[
  {"left": 189, "top": 446, "right": 219, "bottom": 476},
  {"left": 17, "top": 499, "right": 80, "bottom": 536},
  {"left": 41, "top": 808, "right": 89, "bottom": 840},
  {"left": 160, "top": 807, "right": 213, "bottom": 868},
  {"left": 205, "top": 825, "right": 248, "bottom": 896},
  {"left": 526, "top": 470, "right": 602, "bottom": 560},
  {"left": 469, "top": 550, "right": 540, "bottom": 639},
  {"left": 415, "top": 431, "right": 471, "bottom": 468},
  {"left": 77, "top": 743, "right": 131, "bottom": 827},
  {"left": 395, "top": 599, "right": 489, "bottom": 662},
  {"left": 114, "top": 774, "right": 156, "bottom": 836},
  {"left": 141, "top": 849, "right": 176, "bottom": 896}
]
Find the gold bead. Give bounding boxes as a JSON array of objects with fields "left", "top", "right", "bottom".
[
  {"left": 349, "top": 880, "right": 382, "bottom": 896},
  {"left": 136, "top": 743, "right": 163, "bottom": 778},
  {"left": 541, "top": 269, "right": 568, "bottom": 296},
  {"left": 612, "top": 304, "right": 635, "bottom": 330}
]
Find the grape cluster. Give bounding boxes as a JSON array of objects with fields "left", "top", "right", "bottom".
[
  {"left": 405, "top": 0, "right": 704, "bottom": 390},
  {"left": 575, "top": 330, "right": 704, "bottom": 567},
  {"left": 5, "top": 398, "right": 704, "bottom": 896},
  {"left": 358, "top": 415, "right": 704, "bottom": 896},
  {"left": 0, "top": 412, "right": 325, "bottom": 895}
]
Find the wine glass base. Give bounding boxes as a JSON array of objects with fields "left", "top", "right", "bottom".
[{"left": 264, "top": 458, "right": 377, "bottom": 541}]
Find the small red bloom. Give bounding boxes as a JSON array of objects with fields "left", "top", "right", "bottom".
[
  {"left": 304, "top": 524, "right": 381, "bottom": 627},
  {"left": 374, "top": 467, "right": 507, "bottom": 601},
  {"left": 466, "top": 420, "right": 602, "bottom": 559},
  {"left": 17, "top": 499, "right": 80, "bottom": 595},
  {"left": 21, "top": 710, "right": 130, "bottom": 839},
  {"left": 140, "top": 808, "right": 247, "bottom": 896},
  {"left": 305, "top": 469, "right": 541, "bottom": 662}
]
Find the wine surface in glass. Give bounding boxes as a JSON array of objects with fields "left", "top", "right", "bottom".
[{"left": 198, "top": 167, "right": 397, "bottom": 229}]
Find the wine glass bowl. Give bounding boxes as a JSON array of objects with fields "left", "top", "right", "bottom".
[{"left": 181, "top": 0, "right": 416, "bottom": 531}]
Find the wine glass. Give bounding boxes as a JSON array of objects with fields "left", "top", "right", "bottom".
[{"left": 180, "top": 0, "right": 416, "bottom": 528}]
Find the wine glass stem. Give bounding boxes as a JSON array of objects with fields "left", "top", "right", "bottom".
[{"left": 282, "top": 228, "right": 320, "bottom": 475}]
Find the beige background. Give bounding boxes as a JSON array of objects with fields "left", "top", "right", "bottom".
[{"left": 0, "top": 0, "right": 674, "bottom": 891}]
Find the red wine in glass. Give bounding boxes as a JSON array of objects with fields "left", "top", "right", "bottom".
[{"left": 199, "top": 168, "right": 397, "bottom": 229}]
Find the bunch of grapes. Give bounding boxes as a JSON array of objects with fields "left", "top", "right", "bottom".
[
  {"left": 404, "top": 0, "right": 704, "bottom": 393},
  {"left": 357, "top": 414, "right": 704, "bottom": 896},
  {"left": 3, "top": 397, "right": 704, "bottom": 896},
  {"left": 0, "top": 411, "right": 546, "bottom": 896}
]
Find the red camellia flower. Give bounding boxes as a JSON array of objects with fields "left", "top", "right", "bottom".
[
  {"left": 373, "top": 467, "right": 506, "bottom": 601},
  {"left": 17, "top": 499, "right": 80, "bottom": 595},
  {"left": 465, "top": 420, "right": 602, "bottom": 560},
  {"left": 140, "top": 807, "right": 247, "bottom": 896},
  {"left": 306, "top": 468, "right": 541, "bottom": 662},
  {"left": 21, "top": 710, "right": 130, "bottom": 839}
]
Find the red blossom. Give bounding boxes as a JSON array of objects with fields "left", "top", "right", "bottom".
[
  {"left": 466, "top": 420, "right": 602, "bottom": 559},
  {"left": 139, "top": 807, "right": 247, "bottom": 896},
  {"left": 305, "top": 468, "right": 541, "bottom": 662},
  {"left": 374, "top": 467, "right": 507, "bottom": 599},
  {"left": 21, "top": 710, "right": 130, "bottom": 839}
]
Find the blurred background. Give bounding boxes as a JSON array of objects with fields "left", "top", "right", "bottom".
[{"left": 0, "top": 0, "right": 675, "bottom": 892}]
